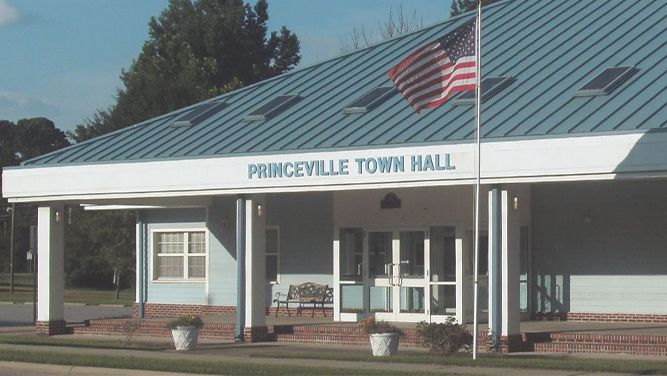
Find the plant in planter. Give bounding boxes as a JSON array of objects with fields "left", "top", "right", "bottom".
[
  {"left": 359, "top": 317, "right": 402, "bottom": 356},
  {"left": 416, "top": 317, "right": 471, "bottom": 354},
  {"left": 168, "top": 314, "right": 204, "bottom": 351}
]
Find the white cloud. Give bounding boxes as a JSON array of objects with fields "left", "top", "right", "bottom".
[
  {"left": 0, "top": 90, "right": 60, "bottom": 122},
  {"left": 0, "top": 0, "right": 19, "bottom": 26}
]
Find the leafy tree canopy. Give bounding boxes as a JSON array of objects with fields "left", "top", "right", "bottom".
[
  {"left": 450, "top": 0, "right": 499, "bottom": 17},
  {"left": 70, "top": 0, "right": 300, "bottom": 142},
  {"left": 0, "top": 117, "right": 69, "bottom": 273},
  {"left": 0, "top": 118, "right": 69, "bottom": 165},
  {"left": 60, "top": 0, "right": 302, "bottom": 293}
]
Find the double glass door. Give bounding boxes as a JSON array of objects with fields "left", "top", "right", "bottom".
[{"left": 338, "top": 226, "right": 457, "bottom": 322}]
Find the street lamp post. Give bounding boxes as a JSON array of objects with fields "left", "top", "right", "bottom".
[{"left": 7, "top": 204, "right": 15, "bottom": 295}]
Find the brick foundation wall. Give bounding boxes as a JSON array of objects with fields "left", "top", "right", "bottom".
[
  {"left": 35, "top": 320, "right": 67, "bottom": 336},
  {"left": 266, "top": 306, "right": 333, "bottom": 317},
  {"left": 132, "top": 303, "right": 236, "bottom": 318},
  {"left": 500, "top": 334, "right": 527, "bottom": 352},
  {"left": 533, "top": 311, "right": 667, "bottom": 323},
  {"left": 474, "top": 331, "right": 528, "bottom": 353},
  {"left": 75, "top": 318, "right": 236, "bottom": 340},
  {"left": 243, "top": 326, "right": 269, "bottom": 342},
  {"left": 133, "top": 303, "right": 333, "bottom": 319}
]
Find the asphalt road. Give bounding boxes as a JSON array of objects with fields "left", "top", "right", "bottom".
[{"left": 0, "top": 303, "right": 131, "bottom": 327}]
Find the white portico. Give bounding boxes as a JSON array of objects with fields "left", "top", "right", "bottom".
[{"left": 2, "top": 0, "right": 667, "bottom": 352}]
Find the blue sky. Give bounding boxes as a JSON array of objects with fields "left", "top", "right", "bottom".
[{"left": 0, "top": 0, "right": 450, "bottom": 132}]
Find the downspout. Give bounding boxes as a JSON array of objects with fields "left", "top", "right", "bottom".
[
  {"left": 235, "top": 197, "right": 246, "bottom": 341},
  {"left": 137, "top": 210, "right": 145, "bottom": 319}
]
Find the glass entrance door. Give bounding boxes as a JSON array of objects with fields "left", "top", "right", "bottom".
[
  {"left": 336, "top": 226, "right": 459, "bottom": 322},
  {"left": 371, "top": 229, "right": 427, "bottom": 322},
  {"left": 428, "top": 226, "right": 457, "bottom": 322}
]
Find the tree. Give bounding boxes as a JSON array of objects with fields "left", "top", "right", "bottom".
[
  {"left": 450, "top": 0, "right": 499, "bottom": 17},
  {"left": 70, "top": 0, "right": 300, "bottom": 142},
  {"left": 65, "top": 209, "right": 135, "bottom": 297},
  {"left": 63, "top": 0, "right": 302, "bottom": 298},
  {"left": 340, "top": 4, "right": 423, "bottom": 53},
  {"left": 0, "top": 118, "right": 69, "bottom": 275}
]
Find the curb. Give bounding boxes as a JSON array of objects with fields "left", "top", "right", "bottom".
[{"left": 0, "top": 301, "right": 131, "bottom": 308}]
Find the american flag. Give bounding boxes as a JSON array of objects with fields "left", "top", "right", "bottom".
[{"left": 388, "top": 20, "right": 477, "bottom": 112}]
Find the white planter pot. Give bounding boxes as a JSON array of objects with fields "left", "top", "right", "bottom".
[
  {"left": 369, "top": 332, "right": 400, "bottom": 356},
  {"left": 171, "top": 326, "right": 200, "bottom": 351}
]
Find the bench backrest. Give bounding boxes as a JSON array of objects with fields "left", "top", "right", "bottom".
[{"left": 287, "top": 282, "right": 327, "bottom": 301}]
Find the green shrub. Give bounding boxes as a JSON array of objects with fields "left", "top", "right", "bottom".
[
  {"left": 358, "top": 317, "right": 401, "bottom": 335},
  {"left": 167, "top": 315, "right": 204, "bottom": 329},
  {"left": 416, "top": 317, "right": 471, "bottom": 354}
]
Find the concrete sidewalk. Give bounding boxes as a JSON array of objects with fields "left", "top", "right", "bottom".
[
  {"left": 0, "top": 342, "right": 638, "bottom": 376},
  {"left": 0, "top": 361, "right": 194, "bottom": 376}
]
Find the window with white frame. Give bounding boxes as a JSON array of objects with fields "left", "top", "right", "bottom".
[
  {"left": 265, "top": 226, "right": 279, "bottom": 283},
  {"left": 153, "top": 230, "right": 207, "bottom": 280}
]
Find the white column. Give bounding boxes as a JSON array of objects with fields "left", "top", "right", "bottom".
[
  {"left": 501, "top": 190, "right": 520, "bottom": 336},
  {"left": 135, "top": 220, "right": 141, "bottom": 304},
  {"left": 332, "top": 226, "right": 341, "bottom": 321},
  {"left": 487, "top": 188, "right": 501, "bottom": 336},
  {"left": 244, "top": 195, "right": 266, "bottom": 329},
  {"left": 455, "top": 225, "right": 468, "bottom": 324},
  {"left": 37, "top": 205, "right": 65, "bottom": 325}
]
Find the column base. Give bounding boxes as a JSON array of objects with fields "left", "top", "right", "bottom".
[
  {"left": 35, "top": 320, "right": 67, "bottom": 336},
  {"left": 243, "top": 326, "right": 269, "bottom": 342},
  {"left": 499, "top": 334, "right": 526, "bottom": 353}
]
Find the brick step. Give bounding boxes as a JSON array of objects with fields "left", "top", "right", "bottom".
[
  {"left": 534, "top": 342, "right": 667, "bottom": 356},
  {"left": 524, "top": 332, "right": 667, "bottom": 345},
  {"left": 272, "top": 325, "right": 417, "bottom": 336},
  {"left": 75, "top": 324, "right": 235, "bottom": 339},
  {"left": 274, "top": 333, "right": 421, "bottom": 346}
]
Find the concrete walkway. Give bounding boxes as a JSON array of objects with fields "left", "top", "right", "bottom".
[
  {"left": 0, "top": 362, "right": 193, "bottom": 376},
  {"left": 126, "top": 314, "right": 667, "bottom": 336},
  {"left": 0, "top": 342, "right": 643, "bottom": 376}
]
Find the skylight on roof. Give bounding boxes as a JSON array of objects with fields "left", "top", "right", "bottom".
[
  {"left": 453, "top": 76, "right": 513, "bottom": 105},
  {"left": 343, "top": 86, "right": 397, "bottom": 114},
  {"left": 576, "top": 66, "right": 636, "bottom": 96},
  {"left": 171, "top": 101, "right": 228, "bottom": 128},
  {"left": 245, "top": 95, "right": 301, "bottom": 121}
]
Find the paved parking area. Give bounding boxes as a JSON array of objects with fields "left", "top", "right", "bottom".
[{"left": 0, "top": 303, "right": 131, "bottom": 327}]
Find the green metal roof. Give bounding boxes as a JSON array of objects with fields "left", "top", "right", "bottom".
[{"left": 24, "top": 0, "right": 667, "bottom": 167}]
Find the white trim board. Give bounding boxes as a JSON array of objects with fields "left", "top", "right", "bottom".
[{"left": 4, "top": 131, "right": 667, "bottom": 203}]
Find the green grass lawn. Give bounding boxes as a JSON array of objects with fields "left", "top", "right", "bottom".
[
  {"left": 0, "top": 348, "right": 437, "bottom": 376},
  {"left": 0, "top": 335, "right": 168, "bottom": 350},
  {"left": 0, "top": 335, "right": 667, "bottom": 375},
  {"left": 0, "top": 273, "right": 134, "bottom": 306},
  {"left": 251, "top": 350, "right": 667, "bottom": 375}
]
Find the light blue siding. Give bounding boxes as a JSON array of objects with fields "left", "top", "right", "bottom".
[
  {"left": 208, "top": 197, "right": 238, "bottom": 306},
  {"left": 149, "top": 283, "right": 207, "bottom": 305},
  {"left": 532, "top": 180, "right": 667, "bottom": 314},
  {"left": 266, "top": 192, "right": 333, "bottom": 306},
  {"left": 142, "top": 193, "right": 334, "bottom": 308},
  {"left": 145, "top": 208, "right": 207, "bottom": 305}
]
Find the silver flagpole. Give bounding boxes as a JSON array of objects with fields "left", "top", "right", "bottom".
[{"left": 472, "top": 0, "right": 482, "bottom": 361}]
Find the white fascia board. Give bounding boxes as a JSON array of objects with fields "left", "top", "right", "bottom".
[
  {"left": 3, "top": 131, "right": 667, "bottom": 203},
  {"left": 82, "top": 204, "right": 206, "bottom": 211}
]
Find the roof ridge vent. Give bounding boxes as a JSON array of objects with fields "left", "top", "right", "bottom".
[{"left": 576, "top": 66, "right": 637, "bottom": 97}]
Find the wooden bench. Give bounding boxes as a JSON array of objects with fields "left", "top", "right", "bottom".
[{"left": 273, "top": 283, "right": 332, "bottom": 317}]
